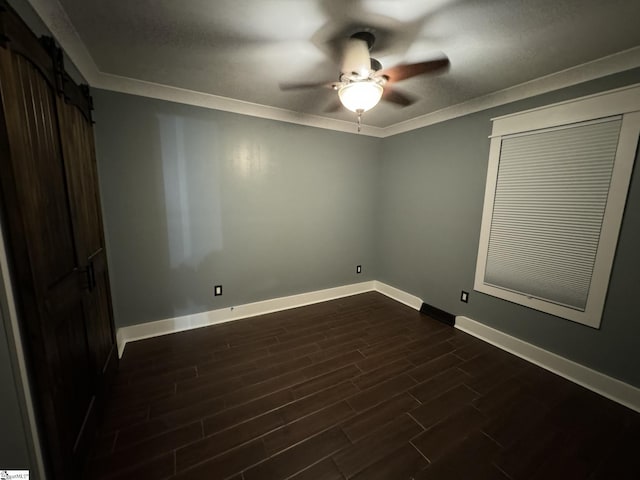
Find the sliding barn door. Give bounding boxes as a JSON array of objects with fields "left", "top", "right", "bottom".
[
  {"left": 0, "top": 4, "right": 116, "bottom": 478},
  {"left": 56, "top": 82, "right": 118, "bottom": 392},
  {"left": 0, "top": 45, "right": 96, "bottom": 479}
]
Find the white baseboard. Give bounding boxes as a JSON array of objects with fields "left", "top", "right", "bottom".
[
  {"left": 116, "top": 281, "right": 377, "bottom": 358},
  {"left": 455, "top": 316, "right": 640, "bottom": 413},
  {"left": 373, "top": 281, "right": 422, "bottom": 310},
  {"left": 114, "top": 282, "right": 639, "bottom": 413}
]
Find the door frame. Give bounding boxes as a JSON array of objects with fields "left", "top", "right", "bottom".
[{"left": 0, "top": 218, "right": 47, "bottom": 479}]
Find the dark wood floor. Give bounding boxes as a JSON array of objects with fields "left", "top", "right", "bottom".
[{"left": 86, "top": 292, "right": 640, "bottom": 480}]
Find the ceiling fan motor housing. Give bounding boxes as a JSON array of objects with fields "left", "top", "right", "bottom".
[
  {"left": 350, "top": 31, "right": 375, "bottom": 50},
  {"left": 342, "top": 34, "right": 374, "bottom": 77}
]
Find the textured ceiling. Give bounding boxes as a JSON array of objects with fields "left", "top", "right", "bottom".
[{"left": 52, "top": 0, "right": 640, "bottom": 130}]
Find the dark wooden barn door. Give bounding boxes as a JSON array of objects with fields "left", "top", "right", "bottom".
[
  {"left": 0, "top": 45, "right": 96, "bottom": 477},
  {"left": 56, "top": 82, "right": 118, "bottom": 392},
  {"left": 0, "top": 3, "right": 116, "bottom": 478}
]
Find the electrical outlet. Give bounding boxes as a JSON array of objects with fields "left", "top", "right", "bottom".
[
  {"left": 214, "top": 285, "right": 223, "bottom": 296},
  {"left": 356, "top": 265, "right": 362, "bottom": 274},
  {"left": 460, "top": 290, "right": 469, "bottom": 303}
]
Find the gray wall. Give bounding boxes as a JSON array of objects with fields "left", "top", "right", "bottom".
[
  {"left": 93, "top": 70, "right": 640, "bottom": 387},
  {"left": 377, "top": 67, "right": 640, "bottom": 387},
  {"left": 93, "top": 91, "right": 380, "bottom": 327}
]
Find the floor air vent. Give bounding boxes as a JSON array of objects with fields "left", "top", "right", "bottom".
[{"left": 420, "top": 303, "right": 456, "bottom": 326}]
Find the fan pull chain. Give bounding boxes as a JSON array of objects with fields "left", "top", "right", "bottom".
[{"left": 356, "top": 109, "right": 363, "bottom": 133}]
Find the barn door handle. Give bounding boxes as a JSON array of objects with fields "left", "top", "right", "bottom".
[
  {"left": 81, "top": 262, "right": 96, "bottom": 291},
  {"left": 87, "top": 262, "right": 96, "bottom": 291}
]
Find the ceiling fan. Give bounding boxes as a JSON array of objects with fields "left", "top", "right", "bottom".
[{"left": 280, "top": 31, "right": 450, "bottom": 131}]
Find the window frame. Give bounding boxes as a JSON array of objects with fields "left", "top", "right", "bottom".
[{"left": 474, "top": 84, "right": 640, "bottom": 328}]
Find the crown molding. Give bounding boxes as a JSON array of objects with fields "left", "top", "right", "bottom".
[
  {"left": 27, "top": 0, "right": 640, "bottom": 138},
  {"left": 23, "top": 0, "right": 385, "bottom": 137},
  {"left": 91, "top": 72, "right": 386, "bottom": 137},
  {"left": 381, "top": 46, "right": 640, "bottom": 137}
]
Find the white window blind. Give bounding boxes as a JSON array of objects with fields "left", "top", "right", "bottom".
[
  {"left": 475, "top": 85, "right": 640, "bottom": 328},
  {"left": 484, "top": 117, "right": 622, "bottom": 311}
]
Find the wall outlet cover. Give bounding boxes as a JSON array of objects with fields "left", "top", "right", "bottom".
[
  {"left": 214, "top": 285, "right": 223, "bottom": 296},
  {"left": 356, "top": 265, "right": 362, "bottom": 274},
  {"left": 461, "top": 291, "right": 469, "bottom": 303}
]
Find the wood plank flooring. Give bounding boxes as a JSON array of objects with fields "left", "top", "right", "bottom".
[{"left": 85, "top": 292, "right": 640, "bottom": 479}]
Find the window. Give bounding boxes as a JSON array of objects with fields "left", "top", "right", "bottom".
[{"left": 475, "top": 85, "right": 640, "bottom": 328}]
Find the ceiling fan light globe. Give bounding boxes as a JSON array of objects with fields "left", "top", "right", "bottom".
[{"left": 338, "top": 82, "right": 383, "bottom": 113}]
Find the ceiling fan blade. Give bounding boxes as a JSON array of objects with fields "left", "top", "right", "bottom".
[
  {"left": 377, "top": 57, "right": 450, "bottom": 83},
  {"left": 279, "top": 81, "right": 339, "bottom": 91},
  {"left": 382, "top": 88, "right": 417, "bottom": 107}
]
